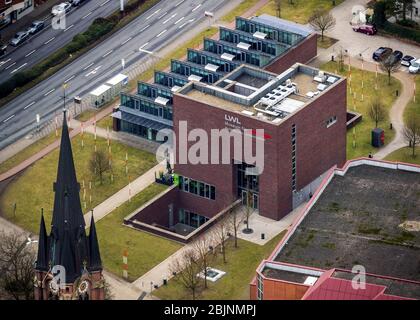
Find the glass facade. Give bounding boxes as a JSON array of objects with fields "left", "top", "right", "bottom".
[
  {"left": 121, "top": 120, "right": 158, "bottom": 141},
  {"left": 154, "top": 71, "right": 188, "bottom": 88},
  {"left": 292, "top": 124, "right": 297, "bottom": 191},
  {"left": 178, "top": 209, "right": 209, "bottom": 228},
  {"left": 178, "top": 175, "right": 216, "bottom": 200},
  {"left": 138, "top": 82, "right": 173, "bottom": 104},
  {"left": 187, "top": 49, "right": 238, "bottom": 73},
  {"left": 171, "top": 60, "right": 221, "bottom": 84},
  {"left": 120, "top": 93, "right": 173, "bottom": 121}
]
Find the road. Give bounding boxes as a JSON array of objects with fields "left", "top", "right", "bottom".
[
  {"left": 0, "top": 0, "right": 120, "bottom": 84},
  {"left": 0, "top": 0, "right": 227, "bottom": 150}
]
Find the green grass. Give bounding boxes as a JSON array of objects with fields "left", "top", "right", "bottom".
[
  {"left": 385, "top": 147, "right": 420, "bottom": 165},
  {"left": 96, "top": 183, "right": 181, "bottom": 281},
  {"left": 220, "top": 0, "right": 259, "bottom": 23},
  {"left": 76, "top": 109, "right": 99, "bottom": 122},
  {"left": 154, "top": 231, "right": 286, "bottom": 300},
  {"left": 97, "top": 115, "right": 114, "bottom": 130},
  {"left": 317, "top": 35, "right": 339, "bottom": 49},
  {"left": 321, "top": 61, "right": 401, "bottom": 160},
  {"left": 404, "top": 75, "right": 420, "bottom": 123},
  {"left": 256, "top": 0, "right": 344, "bottom": 24},
  {"left": 0, "top": 133, "right": 157, "bottom": 234}
]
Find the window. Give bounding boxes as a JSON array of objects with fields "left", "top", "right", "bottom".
[
  {"left": 257, "top": 274, "right": 264, "bottom": 300},
  {"left": 326, "top": 116, "right": 337, "bottom": 128},
  {"left": 291, "top": 124, "right": 297, "bottom": 191},
  {"left": 178, "top": 176, "right": 216, "bottom": 200}
]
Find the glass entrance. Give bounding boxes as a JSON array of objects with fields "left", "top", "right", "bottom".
[{"left": 241, "top": 190, "right": 259, "bottom": 210}]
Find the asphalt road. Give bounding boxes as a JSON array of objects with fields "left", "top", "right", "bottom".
[
  {"left": 0, "top": 0, "right": 121, "bottom": 84},
  {"left": 0, "top": 0, "right": 226, "bottom": 150}
]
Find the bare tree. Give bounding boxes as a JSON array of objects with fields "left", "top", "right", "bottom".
[
  {"left": 403, "top": 115, "right": 420, "bottom": 158},
  {"left": 309, "top": 9, "right": 336, "bottom": 41},
  {"left": 368, "top": 99, "right": 386, "bottom": 128},
  {"left": 89, "top": 150, "right": 111, "bottom": 185},
  {"left": 0, "top": 231, "right": 36, "bottom": 300},
  {"left": 213, "top": 218, "right": 230, "bottom": 264},
  {"left": 228, "top": 205, "right": 244, "bottom": 248},
  {"left": 193, "top": 235, "right": 214, "bottom": 289},
  {"left": 169, "top": 249, "right": 201, "bottom": 300},
  {"left": 274, "top": 0, "right": 281, "bottom": 18},
  {"left": 380, "top": 57, "right": 400, "bottom": 85}
]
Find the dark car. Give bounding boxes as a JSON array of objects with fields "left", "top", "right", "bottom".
[
  {"left": 0, "top": 43, "right": 7, "bottom": 56},
  {"left": 372, "top": 47, "right": 392, "bottom": 61},
  {"left": 353, "top": 24, "right": 377, "bottom": 35},
  {"left": 10, "top": 31, "right": 30, "bottom": 46},
  {"left": 27, "top": 20, "right": 45, "bottom": 35},
  {"left": 401, "top": 55, "right": 416, "bottom": 67},
  {"left": 389, "top": 50, "right": 403, "bottom": 63},
  {"left": 72, "top": 0, "right": 83, "bottom": 6}
]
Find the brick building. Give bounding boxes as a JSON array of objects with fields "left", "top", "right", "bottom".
[{"left": 0, "top": 0, "right": 34, "bottom": 28}]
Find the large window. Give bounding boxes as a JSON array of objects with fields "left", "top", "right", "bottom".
[
  {"left": 291, "top": 124, "right": 297, "bottom": 191},
  {"left": 178, "top": 176, "right": 216, "bottom": 200},
  {"left": 178, "top": 209, "right": 209, "bottom": 228}
]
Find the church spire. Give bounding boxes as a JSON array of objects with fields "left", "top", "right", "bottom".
[
  {"left": 35, "top": 210, "right": 49, "bottom": 271},
  {"left": 88, "top": 212, "right": 102, "bottom": 272}
]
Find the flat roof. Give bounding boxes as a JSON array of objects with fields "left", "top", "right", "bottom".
[
  {"left": 274, "top": 165, "right": 420, "bottom": 287},
  {"left": 252, "top": 14, "right": 312, "bottom": 37},
  {"left": 106, "top": 73, "right": 128, "bottom": 86},
  {"left": 90, "top": 84, "right": 111, "bottom": 96}
]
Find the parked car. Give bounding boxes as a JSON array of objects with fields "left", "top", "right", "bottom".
[
  {"left": 389, "top": 50, "right": 403, "bottom": 63},
  {"left": 10, "top": 31, "right": 30, "bottom": 46},
  {"left": 27, "top": 20, "right": 45, "bottom": 35},
  {"left": 52, "top": 2, "right": 71, "bottom": 16},
  {"left": 401, "top": 55, "right": 416, "bottom": 67},
  {"left": 0, "top": 43, "right": 7, "bottom": 56},
  {"left": 353, "top": 24, "right": 377, "bottom": 35},
  {"left": 72, "top": 0, "right": 83, "bottom": 6},
  {"left": 372, "top": 47, "right": 392, "bottom": 61},
  {"left": 409, "top": 59, "right": 420, "bottom": 74}
]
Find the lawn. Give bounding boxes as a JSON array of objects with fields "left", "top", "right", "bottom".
[
  {"left": 96, "top": 183, "right": 182, "bottom": 281},
  {"left": 0, "top": 133, "right": 157, "bottom": 234},
  {"left": 154, "top": 231, "right": 286, "bottom": 300},
  {"left": 256, "top": 0, "right": 344, "bottom": 24},
  {"left": 384, "top": 147, "right": 420, "bottom": 165},
  {"left": 97, "top": 115, "right": 114, "bottom": 130},
  {"left": 404, "top": 75, "right": 420, "bottom": 123},
  {"left": 220, "top": 0, "right": 259, "bottom": 23},
  {"left": 321, "top": 61, "right": 401, "bottom": 160},
  {"left": 317, "top": 35, "right": 339, "bottom": 49},
  {"left": 75, "top": 109, "right": 99, "bottom": 122}
]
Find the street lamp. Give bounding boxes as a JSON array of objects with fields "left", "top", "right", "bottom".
[{"left": 204, "top": 11, "right": 214, "bottom": 30}]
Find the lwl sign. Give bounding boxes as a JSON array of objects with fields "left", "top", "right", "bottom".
[{"left": 225, "top": 114, "right": 242, "bottom": 129}]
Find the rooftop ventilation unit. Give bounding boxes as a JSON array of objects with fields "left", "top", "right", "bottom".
[
  {"left": 221, "top": 53, "right": 235, "bottom": 61},
  {"left": 253, "top": 31, "right": 267, "bottom": 39},
  {"left": 237, "top": 42, "right": 251, "bottom": 50},
  {"left": 155, "top": 96, "right": 170, "bottom": 106},
  {"left": 205, "top": 63, "right": 220, "bottom": 72},
  {"left": 188, "top": 74, "right": 203, "bottom": 82}
]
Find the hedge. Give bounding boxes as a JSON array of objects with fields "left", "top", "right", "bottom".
[{"left": 382, "top": 21, "right": 420, "bottom": 43}]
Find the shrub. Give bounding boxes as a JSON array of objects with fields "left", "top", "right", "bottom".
[{"left": 383, "top": 21, "right": 420, "bottom": 43}]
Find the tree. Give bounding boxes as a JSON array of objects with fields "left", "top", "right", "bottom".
[
  {"left": 0, "top": 231, "right": 36, "bottom": 300},
  {"left": 192, "top": 235, "right": 214, "bottom": 289},
  {"left": 169, "top": 249, "right": 201, "bottom": 300},
  {"left": 89, "top": 149, "right": 111, "bottom": 185},
  {"left": 213, "top": 217, "right": 230, "bottom": 264},
  {"left": 228, "top": 205, "right": 244, "bottom": 248},
  {"left": 403, "top": 115, "right": 420, "bottom": 158},
  {"left": 309, "top": 9, "right": 336, "bottom": 41},
  {"left": 398, "top": 0, "right": 415, "bottom": 21},
  {"left": 372, "top": 1, "right": 388, "bottom": 28},
  {"left": 242, "top": 175, "right": 254, "bottom": 234},
  {"left": 380, "top": 56, "right": 400, "bottom": 85},
  {"left": 368, "top": 99, "right": 386, "bottom": 128},
  {"left": 274, "top": 0, "right": 281, "bottom": 18}
]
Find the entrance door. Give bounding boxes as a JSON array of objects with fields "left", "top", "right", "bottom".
[{"left": 241, "top": 190, "right": 259, "bottom": 210}]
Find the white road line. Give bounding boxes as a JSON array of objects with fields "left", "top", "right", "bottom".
[
  {"left": 156, "top": 29, "right": 167, "bottom": 38},
  {"left": 64, "top": 75, "right": 75, "bottom": 83},
  {"left": 157, "top": 11, "right": 167, "bottom": 19},
  {"left": 0, "top": 58, "right": 11, "bottom": 67},
  {"left": 174, "top": 16, "right": 184, "bottom": 24},
  {"left": 178, "top": 22, "right": 188, "bottom": 29},
  {"left": 139, "top": 42, "right": 149, "bottom": 50},
  {"left": 44, "top": 88, "right": 55, "bottom": 96},
  {"left": 44, "top": 37, "right": 55, "bottom": 45},
  {"left": 121, "top": 37, "right": 132, "bottom": 45},
  {"left": 5, "top": 62, "right": 16, "bottom": 70},
  {"left": 140, "top": 24, "right": 150, "bottom": 32},
  {"left": 94, "top": 65, "right": 102, "bottom": 71},
  {"left": 102, "top": 49, "right": 113, "bottom": 58},
  {"left": 82, "top": 12, "right": 92, "bottom": 19},
  {"left": 24, "top": 101, "right": 35, "bottom": 110},
  {"left": 175, "top": 0, "right": 184, "bottom": 6},
  {"left": 83, "top": 62, "right": 94, "bottom": 70},
  {"left": 25, "top": 49, "right": 36, "bottom": 57},
  {"left": 100, "top": 0, "right": 110, "bottom": 6},
  {"left": 146, "top": 8, "right": 161, "bottom": 20},
  {"left": 10, "top": 62, "right": 27, "bottom": 74},
  {"left": 163, "top": 13, "right": 177, "bottom": 24},
  {"left": 64, "top": 24, "right": 74, "bottom": 32},
  {"left": 192, "top": 3, "right": 202, "bottom": 12},
  {"left": 3, "top": 114, "right": 15, "bottom": 123}
]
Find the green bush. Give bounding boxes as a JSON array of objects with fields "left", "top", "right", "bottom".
[{"left": 383, "top": 21, "right": 420, "bottom": 43}]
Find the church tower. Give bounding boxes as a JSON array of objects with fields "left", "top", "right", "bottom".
[{"left": 34, "top": 110, "right": 105, "bottom": 300}]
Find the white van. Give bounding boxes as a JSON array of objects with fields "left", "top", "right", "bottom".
[{"left": 409, "top": 59, "right": 420, "bottom": 74}]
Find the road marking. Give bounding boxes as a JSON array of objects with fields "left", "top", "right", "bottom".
[
  {"left": 0, "top": 58, "right": 11, "bottom": 67},
  {"left": 83, "top": 62, "right": 94, "bottom": 70},
  {"left": 146, "top": 8, "right": 161, "bottom": 20},
  {"left": 64, "top": 24, "right": 74, "bottom": 32},
  {"left": 3, "top": 114, "right": 15, "bottom": 123},
  {"left": 175, "top": 0, "right": 184, "bottom": 6},
  {"left": 100, "top": 0, "right": 110, "bottom": 6},
  {"left": 156, "top": 29, "right": 167, "bottom": 38},
  {"left": 82, "top": 12, "right": 92, "bottom": 19},
  {"left": 5, "top": 62, "right": 16, "bottom": 70},
  {"left": 44, "top": 37, "right": 55, "bottom": 45},
  {"left": 139, "top": 42, "right": 153, "bottom": 54},
  {"left": 25, "top": 49, "right": 36, "bottom": 57},
  {"left": 140, "top": 24, "right": 150, "bottom": 32},
  {"left": 44, "top": 88, "right": 55, "bottom": 96},
  {"left": 157, "top": 11, "right": 167, "bottom": 19},
  {"left": 163, "top": 13, "right": 177, "bottom": 24},
  {"left": 139, "top": 42, "right": 149, "bottom": 50},
  {"left": 10, "top": 62, "right": 27, "bottom": 74},
  {"left": 24, "top": 101, "right": 36, "bottom": 110},
  {"left": 192, "top": 4, "right": 202, "bottom": 12},
  {"left": 178, "top": 21, "right": 188, "bottom": 29},
  {"left": 85, "top": 65, "right": 102, "bottom": 77},
  {"left": 102, "top": 49, "right": 113, "bottom": 58},
  {"left": 64, "top": 75, "right": 75, "bottom": 83},
  {"left": 174, "top": 16, "right": 184, "bottom": 24},
  {"left": 121, "top": 37, "right": 132, "bottom": 45}
]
